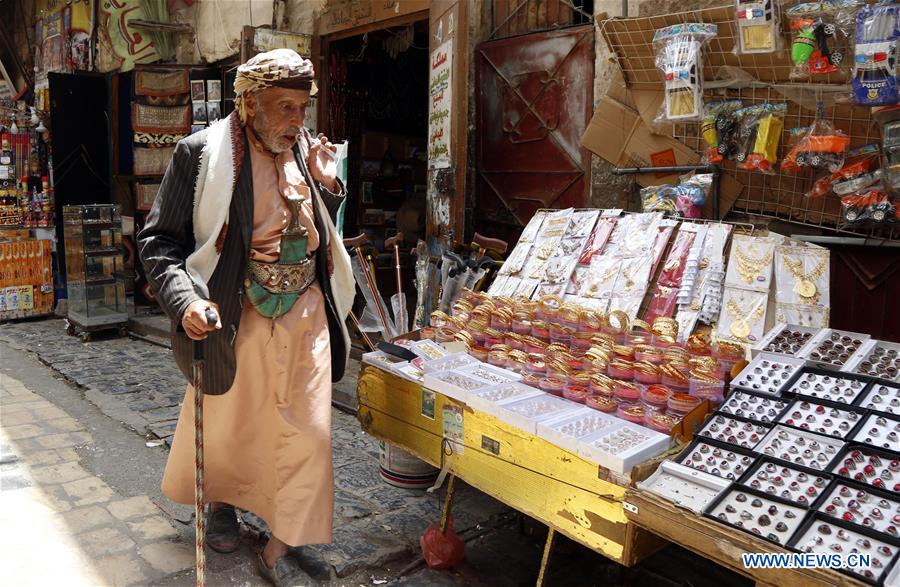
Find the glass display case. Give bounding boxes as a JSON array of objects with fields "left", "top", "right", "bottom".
[{"left": 63, "top": 205, "right": 127, "bottom": 340}]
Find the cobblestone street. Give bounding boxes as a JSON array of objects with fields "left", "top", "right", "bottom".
[{"left": 0, "top": 317, "right": 745, "bottom": 586}]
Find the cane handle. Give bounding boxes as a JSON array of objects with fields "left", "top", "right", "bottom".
[{"left": 472, "top": 233, "right": 508, "bottom": 254}]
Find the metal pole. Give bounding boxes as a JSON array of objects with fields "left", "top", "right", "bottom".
[{"left": 536, "top": 528, "right": 556, "bottom": 587}]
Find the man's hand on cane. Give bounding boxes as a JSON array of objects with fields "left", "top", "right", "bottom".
[{"left": 183, "top": 300, "right": 223, "bottom": 340}]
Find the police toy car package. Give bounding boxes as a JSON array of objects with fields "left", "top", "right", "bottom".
[
  {"left": 786, "top": 0, "right": 860, "bottom": 80},
  {"left": 735, "top": 0, "right": 783, "bottom": 54},
  {"left": 852, "top": 2, "right": 900, "bottom": 106},
  {"left": 653, "top": 23, "right": 718, "bottom": 123}
]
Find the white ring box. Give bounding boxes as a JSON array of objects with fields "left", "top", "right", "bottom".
[
  {"left": 409, "top": 339, "right": 450, "bottom": 361},
  {"left": 801, "top": 328, "right": 871, "bottom": 371},
  {"left": 829, "top": 444, "right": 900, "bottom": 494},
  {"left": 731, "top": 352, "right": 806, "bottom": 395},
  {"left": 720, "top": 389, "right": 790, "bottom": 424},
  {"left": 786, "top": 369, "right": 869, "bottom": 405},
  {"left": 424, "top": 370, "right": 490, "bottom": 404},
  {"left": 753, "top": 323, "right": 819, "bottom": 358},
  {"left": 422, "top": 352, "right": 480, "bottom": 373},
  {"left": 778, "top": 398, "right": 865, "bottom": 440},
  {"left": 638, "top": 461, "right": 730, "bottom": 513},
  {"left": 698, "top": 412, "right": 771, "bottom": 450},
  {"left": 464, "top": 381, "right": 544, "bottom": 416},
  {"left": 535, "top": 407, "right": 622, "bottom": 456},
  {"left": 677, "top": 437, "right": 757, "bottom": 481},
  {"left": 740, "top": 457, "right": 831, "bottom": 507},
  {"left": 576, "top": 422, "right": 672, "bottom": 475},
  {"left": 842, "top": 339, "right": 900, "bottom": 383},
  {"left": 495, "top": 394, "right": 584, "bottom": 435},
  {"left": 850, "top": 412, "right": 900, "bottom": 452},
  {"left": 754, "top": 424, "right": 845, "bottom": 471},
  {"left": 855, "top": 382, "right": 900, "bottom": 416},
  {"left": 816, "top": 480, "right": 900, "bottom": 537}
]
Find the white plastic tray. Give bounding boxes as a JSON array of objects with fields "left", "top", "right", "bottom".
[
  {"left": 465, "top": 382, "right": 544, "bottom": 416},
  {"left": 495, "top": 394, "right": 583, "bottom": 435},
  {"left": 536, "top": 408, "right": 622, "bottom": 455},
  {"left": 638, "top": 461, "right": 730, "bottom": 514},
  {"left": 754, "top": 425, "right": 845, "bottom": 471},
  {"left": 456, "top": 363, "right": 522, "bottom": 386},
  {"left": 422, "top": 352, "right": 480, "bottom": 373},
  {"left": 786, "top": 371, "right": 868, "bottom": 405},
  {"left": 800, "top": 328, "right": 871, "bottom": 371},
  {"left": 423, "top": 370, "right": 490, "bottom": 404},
  {"left": 842, "top": 338, "right": 900, "bottom": 383},
  {"left": 409, "top": 339, "right": 450, "bottom": 361},
  {"left": 855, "top": 381, "right": 900, "bottom": 416},
  {"left": 576, "top": 423, "right": 671, "bottom": 475},
  {"left": 731, "top": 352, "right": 806, "bottom": 395},
  {"left": 753, "top": 323, "right": 819, "bottom": 358},
  {"left": 778, "top": 399, "right": 864, "bottom": 440}
]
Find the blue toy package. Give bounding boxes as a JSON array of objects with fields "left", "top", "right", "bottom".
[{"left": 852, "top": 2, "right": 900, "bottom": 106}]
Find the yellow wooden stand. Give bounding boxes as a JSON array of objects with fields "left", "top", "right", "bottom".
[{"left": 356, "top": 365, "right": 668, "bottom": 579}]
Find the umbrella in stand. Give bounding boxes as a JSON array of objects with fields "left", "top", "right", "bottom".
[
  {"left": 411, "top": 240, "right": 436, "bottom": 330},
  {"left": 464, "top": 233, "right": 508, "bottom": 292}
]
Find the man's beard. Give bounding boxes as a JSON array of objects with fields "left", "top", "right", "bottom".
[{"left": 252, "top": 106, "right": 299, "bottom": 154}]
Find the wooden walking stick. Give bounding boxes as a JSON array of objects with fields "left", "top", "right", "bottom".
[
  {"left": 193, "top": 308, "right": 219, "bottom": 587},
  {"left": 343, "top": 234, "right": 392, "bottom": 338},
  {"left": 384, "top": 232, "right": 407, "bottom": 334}
]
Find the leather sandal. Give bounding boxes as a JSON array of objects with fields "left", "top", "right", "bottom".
[
  {"left": 288, "top": 546, "right": 331, "bottom": 581},
  {"left": 206, "top": 505, "right": 240, "bottom": 554},
  {"left": 257, "top": 552, "right": 315, "bottom": 587}
]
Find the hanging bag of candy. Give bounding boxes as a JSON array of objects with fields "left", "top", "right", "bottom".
[
  {"left": 787, "top": 0, "right": 861, "bottom": 80},
  {"left": 653, "top": 23, "right": 718, "bottom": 123},
  {"left": 852, "top": 2, "right": 900, "bottom": 106},
  {"left": 734, "top": 103, "right": 787, "bottom": 173}
]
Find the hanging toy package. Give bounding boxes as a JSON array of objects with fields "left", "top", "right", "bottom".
[
  {"left": 653, "top": 23, "right": 718, "bottom": 123},
  {"left": 787, "top": 0, "right": 860, "bottom": 80},
  {"left": 734, "top": 103, "right": 787, "bottom": 173},
  {"left": 879, "top": 115, "right": 900, "bottom": 190},
  {"left": 735, "top": 0, "right": 783, "bottom": 54},
  {"left": 852, "top": 2, "right": 900, "bottom": 106},
  {"left": 701, "top": 100, "right": 743, "bottom": 163},
  {"left": 840, "top": 184, "right": 898, "bottom": 227},
  {"left": 640, "top": 174, "right": 711, "bottom": 218},
  {"left": 807, "top": 144, "right": 881, "bottom": 198},
  {"left": 782, "top": 117, "right": 850, "bottom": 173}
]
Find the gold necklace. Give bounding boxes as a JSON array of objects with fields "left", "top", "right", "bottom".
[
  {"left": 734, "top": 244, "right": 773, "bottom": 285},
  {"left": 726, "top": 296, "right": 765, "bottom": 339},
  {"left": 782, "top": 254, "right": 826, "bottom": 303}
]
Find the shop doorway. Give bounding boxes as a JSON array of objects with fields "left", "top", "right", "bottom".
[
  {"left": 321, "top": 20, "right": 428, "bottom": 248},
  {"left": 323, "top": 19, "right": 429, "bottom": 302}
]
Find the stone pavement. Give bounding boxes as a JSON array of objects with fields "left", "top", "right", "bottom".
[{"left": 0, "top": 371, "right": 197, "bottom": 586}]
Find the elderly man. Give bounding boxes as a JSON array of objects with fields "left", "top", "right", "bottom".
[{"left": 138, "top": 49, "right": 354, "bottom": 585}]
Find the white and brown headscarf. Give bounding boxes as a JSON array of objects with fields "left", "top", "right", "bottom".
[{"left": 233, "top": 48, "right": 318, "bottom": 123}]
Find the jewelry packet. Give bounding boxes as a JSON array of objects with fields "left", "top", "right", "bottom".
[
  {"left": 579, "top": 216, "right": 617, "bottom": 265},
  {"left": 498, "top": 242, "right": 531, "bottom": 276},
  {"left": 565, "top": 210, "right": 600, "bottom": 238},
  {"left": 774, "top": 246, "right": 831, "bottom": 307},
  {"left": 579, "top": 255, "right": 621, "bottom": 300},
  {"left": 519, "top": 210, "right": 548, "bottom": 242},
  {"left": 725, "top": 234, "right": 777, "bottom": 292},
  {"left": 717, "top": 285, "right": 769, "bottom": 344},
  {"left": 538, "top": 208, "right": 573, "bottom": 238},
  {"left": 775, "top": 302, "right": 830, "bottom": 328}
]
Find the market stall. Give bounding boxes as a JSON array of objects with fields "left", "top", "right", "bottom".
[{"left": 354, "top": 204, "right": 899, "bottom": 585}]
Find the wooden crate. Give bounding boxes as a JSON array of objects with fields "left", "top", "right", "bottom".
[{"left": 356, "top": 365, "right": 667, "bottom": 565}]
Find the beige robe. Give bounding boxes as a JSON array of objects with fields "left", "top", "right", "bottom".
[{"left": 161, "top": 129, "right": 334, "bottom": 546}]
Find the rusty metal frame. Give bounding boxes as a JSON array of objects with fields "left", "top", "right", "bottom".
[{"left": 489, "top": 0, "right": 594, "bottom": 40}]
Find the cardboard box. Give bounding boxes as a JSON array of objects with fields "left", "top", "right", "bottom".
[{"left": 581, "top": 96, "right": 744, "bottom": 217}]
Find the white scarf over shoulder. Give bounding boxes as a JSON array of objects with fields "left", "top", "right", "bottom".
[{"left": 184, "top": 113, "right": 354, "bottom": 356}]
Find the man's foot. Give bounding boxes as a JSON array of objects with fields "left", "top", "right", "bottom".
[
  {"left": 289, "top": 546, "right": 331, "bottom": 581},
  {"left": 257, "top": 552, "right": 315, "bottom": 587},
  {"left": 206, "top": 505, "right": 240, "bottom": 553}
]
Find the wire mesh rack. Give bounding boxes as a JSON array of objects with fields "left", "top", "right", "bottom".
[{"left": 600, "top": 4, "right": 899, "bottom": 242}]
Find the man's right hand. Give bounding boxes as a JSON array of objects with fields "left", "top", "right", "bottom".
[{"left": 182, "top": 299, "right": 222, "bottom": 341}]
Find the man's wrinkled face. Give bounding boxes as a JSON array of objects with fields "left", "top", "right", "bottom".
[{"left": 246, "top": 87, "right": 310, "bottom": 154}]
